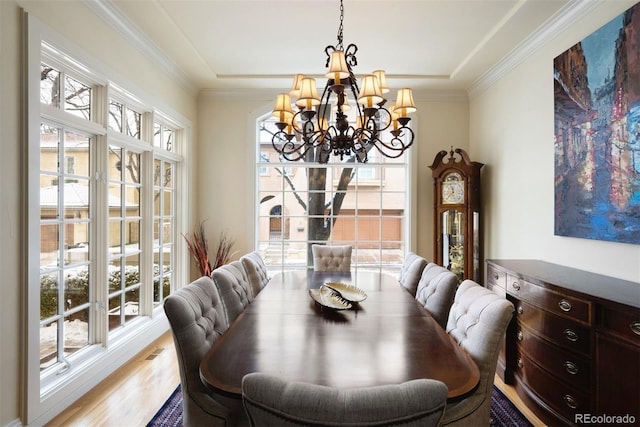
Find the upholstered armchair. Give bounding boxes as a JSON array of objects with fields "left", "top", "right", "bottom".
[
  {"left": 415, "top": 263, "right": 458, "bottom": 329},
  {"left": 442, "top": 280, "right": 514, "bottom": 426},
  {"left": 163, "top": 276, "right": 246, "bottom": 426},
  {"left": 311, "top": 244, "right": 352, "bottom": 272},
  {"left": 398, "top": 252, "right": 428, "bottom": 296},
  {"left": 242, "top": 372, "right": 448, "bottom": 427}
]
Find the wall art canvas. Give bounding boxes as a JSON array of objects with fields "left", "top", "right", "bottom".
[{"left": 554, "top": 2, "right": 640, "bottom": 245}]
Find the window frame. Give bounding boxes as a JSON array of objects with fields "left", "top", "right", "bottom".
[
  {"left": 24, "top": 14, "right": 191, "bottom": 425},
  {"left": 254, "top": 109, "right": 418, "bottom": 274}
]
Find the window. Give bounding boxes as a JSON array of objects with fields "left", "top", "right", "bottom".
[
  {"left": 39, "top": 124, "right": 92, "bottom": 372},
  {"left": 27, "top": 26, "right": 187, "bottom": 423},
  {"left": 255, "top": 113, "right": 411, "bottom": 274}
]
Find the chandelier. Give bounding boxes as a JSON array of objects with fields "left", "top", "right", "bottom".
[{"left": 270, "top": 0, "right": 417, "bottom": 164}]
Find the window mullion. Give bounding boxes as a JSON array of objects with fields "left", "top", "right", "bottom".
[
  {"left": 140, "top": 112, "right": 154, "bottom": 316},
  {"left": 93, "top": 83, "right": 110, "bottom": 346}
]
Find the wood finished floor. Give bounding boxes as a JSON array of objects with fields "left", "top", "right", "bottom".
[{"left": 46, "top": 331, "right": 546, "bottom": 426}]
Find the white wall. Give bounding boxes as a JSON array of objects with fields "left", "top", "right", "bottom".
[
  {"left": 0, "top": 1, "right": 197, "bottom": 425},
  {"left": 470, "top": 0, "right": 640, "bottom": 282}
]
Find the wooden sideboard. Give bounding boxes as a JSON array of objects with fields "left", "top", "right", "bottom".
[{"left": 486, "top": 259, "right": 640, "bottom": 426}]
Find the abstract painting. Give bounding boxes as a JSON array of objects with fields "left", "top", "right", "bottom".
[{"left": 554, "top": 2, "right": 640, "bottom": 245}]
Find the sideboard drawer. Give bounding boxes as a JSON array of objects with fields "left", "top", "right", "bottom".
[
  {"left": 599, "top": 304, "right": 640, "bottom": 345},
  {"left": 486, "top": 264, "right": 507, "bottom": 290},
  {"left": 507, "top": 274, "right": 592, "bottom": 325},
  {"left": 515, "top": 300, "right": 591, "bottom": 355},
  {"left": 517, "top": 325, "right": 590, "bottom": 391},
  {"left": 515, "top": 351, "right": 589, "bottom": 422}
]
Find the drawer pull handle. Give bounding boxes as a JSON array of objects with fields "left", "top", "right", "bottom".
[
  {"left": 558, "top": 299, "right": 572, "bottom": 312},
  {"left": 517, "top": 306, "right": 524, "bottom": 315},
  {"left": 512, "top": 282, "right": 521, "bottom": 291},
  {"left": 564, "top": 361, "right": 579, "bottom": 375},
  {"left": 564, "top": 329, "right": 579, "bottom": 342},
  {"left": 631, "top": 321, "right": 640, "bottom": 336},
  {"left": 517, "top": 358, "right": 524, "bottom": 368},
  {"left": 563, "top": 394, "right": 578, "bottom": 409},
  {"left": 494, "top": 274, "right": 500, "bottom": 280},
  {"left": 517, "top": 331, "right": 523, "bottom": 341}
]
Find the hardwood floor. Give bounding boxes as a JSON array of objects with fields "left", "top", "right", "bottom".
[
  {"left": 46, "top": 331, "right": 546, "bottom": 426},
  {"left": 45, "top": 332, "right": 180, "bottom": 427}
]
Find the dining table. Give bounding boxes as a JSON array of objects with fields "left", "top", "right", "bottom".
[{"left": 199, "top": 269, "right": 480, "bottom": 401}]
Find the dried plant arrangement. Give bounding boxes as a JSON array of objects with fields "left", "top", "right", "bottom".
[
  {"left": 213, "top": 231, "right": 237, "bottom": 269},
  {"left": 183, "top": 221, "right": 237, "bottom": 276},
  {"left": 182, "top": 221, "right": 212, "bottom": 277}
]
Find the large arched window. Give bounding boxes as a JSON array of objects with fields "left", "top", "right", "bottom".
[{"left": 255, "top": 112, "right": 414, "bottom": 273}]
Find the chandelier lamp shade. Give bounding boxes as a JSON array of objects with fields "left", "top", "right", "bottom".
[{"left": 270, "top": 0, "right": 417, "bottom": 163}]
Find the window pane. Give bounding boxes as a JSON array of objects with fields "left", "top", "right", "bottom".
[
  {"left": 163, "top": 162, "right": 173, "bottom": 189},
  {"left": 40, "top": 272, "right": 59, "bottom": 321},
  {"left": 163, "top": 127, "right": 174, "bottom": 152},
  {"left": 125, "top": 220, "right": 140, "bottom": 251},
  {"left": 125, "top": 107, "right": 141, "bottom": 139},
  {"left": 64, "top": 132, "right": 90, "bottom": 177},
  {"left": 153, "top": 190, "right": 160, "bottom": 216},
  {"left": 64, "top": 75, "right": 91, "bottom": 120},
  {"left": 108, "top": 258, "right": 122, "bottom": 293},
  {"left": 109, "top": 100, "right": 123, "bottom": 132},
  {"left": 66, "top": 222, "right": 90, "bottom": 263},
  {"left": 40, "top": 63, "right": 60, "bottom": 107},
  {"left": 108, "top": 220, "right": 122, "bottom": 250},
  {"left": 124, "top": 289, "right": 140, "bottom": 324},
  {"left": 65, "top": 267, "right": 89, "bottom": 311},
  {"left": 153, "top": 123, "right": 161, "bottom": 147},
  {"left": 153, "top": 159, "right": 161, "bottom": 186},
  {"left": 41, "top": 124, "right": 59, "bottom": 173},
  {"left": 108, "top": 146, "right": 123, "bottom": 181},
  {"left": 40, "top": 320, "right": 59, "bottom": 370},
  {"left": 124, "top": 151, "right": 140, "bottom": 184},
  {"left": 125, "top": 186, "right": 140, "bottom": 217},
  {"left": 64, "top": 308, "right": 89, "bottom": 356}
]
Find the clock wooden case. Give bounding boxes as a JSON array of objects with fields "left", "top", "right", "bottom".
[{"left": 429, "top": 148, "right": 484, "bottom": 282}]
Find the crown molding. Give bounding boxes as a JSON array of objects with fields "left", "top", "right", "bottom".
[
  {"left": 468, "top": 0, "right": 603, "bottom": 98},
  {"left": 83, "top": 0, "right": 197, "bottom": 96}
]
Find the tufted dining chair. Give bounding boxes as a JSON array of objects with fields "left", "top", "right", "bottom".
[
  {"left": 163, "top": 276, "right": 246, "bottom": 426},
  {"left": 211, "top": 263, "right": 253, "bottom": 325},
  {"left": 242, "top": 372, "right": 448, "bottom": 427},
  {"left": 398, "top": 252, "right": 429, "bottom": 296},
  {"left": 415, "top": 263, "right": 458, "bottom": 329},
  {"left": 441, "top": 280, "right": 514, "bottom": 426},
  {"left": 228, "top": 260, "right": 254, "bottom": 304},
  {"left": 240, "top": 251, "right": 270, "bottom": 298},
  {"left": 311, "top": 244, "right": 352, "bottom": 272}
]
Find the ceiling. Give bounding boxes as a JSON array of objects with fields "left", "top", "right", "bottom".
[{"left": 103, "top": 0, "right": 574, "bottom": 94}]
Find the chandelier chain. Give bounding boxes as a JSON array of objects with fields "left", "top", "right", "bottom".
[{"left": 336, "top": 0, "right": 344, "bottom": 51}]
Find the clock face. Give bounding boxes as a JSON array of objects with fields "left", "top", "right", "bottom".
[{"left": 442, "top": 173, "right": 464, "bottom": 204}]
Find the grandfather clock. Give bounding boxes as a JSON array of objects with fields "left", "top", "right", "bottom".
[{"left": 429, "top": 148, "right": 484, "bottom": 282}]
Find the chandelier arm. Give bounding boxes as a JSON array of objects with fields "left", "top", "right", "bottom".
[
  {"left": 369, "top": 126, "right": 415, "bottom": 158},
  {"left": 271, "top": 130, "right": 312, "bottom": 162},
  {"left": 373, "top": 107, "right": 393, "bottom": 133}
]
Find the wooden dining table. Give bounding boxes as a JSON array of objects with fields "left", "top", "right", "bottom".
[{"left": 200, "top": 270, "right": 479, "bottom": 401}]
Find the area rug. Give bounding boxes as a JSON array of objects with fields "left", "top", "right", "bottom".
[{"left": 147, "top": 384, "right": 533, "bottom": 427}]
